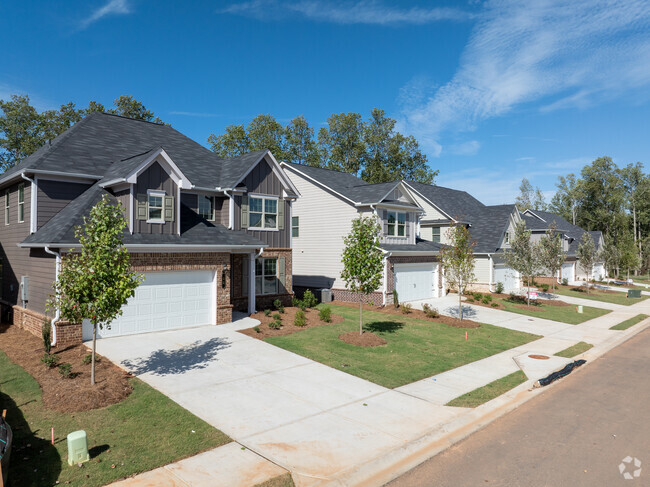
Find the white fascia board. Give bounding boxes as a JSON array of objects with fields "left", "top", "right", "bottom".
[
  {"left": 363, "top": 202, "right": 425, "bottom": 212},
  {"left": 401, "top": 181, "right": 453, "bottom": 220},
  {"left": 385, "top": 250, "right": 440, "bottom": 257},
  {"left": 375, "top": 181, "right": 402, "bottom": 205},
  {"left": 125, "top": 148, "right": 191, "bottom": 189},
  {"left": 281, "top": 163, "right": 358, "bottom": 206},
  {"left": 19, "top": 242, "right": 269, "bottom": 251}
]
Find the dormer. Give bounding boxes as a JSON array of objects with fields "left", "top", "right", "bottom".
[{"left": 367, "top": 181, "right": 424, "bottom": 245}]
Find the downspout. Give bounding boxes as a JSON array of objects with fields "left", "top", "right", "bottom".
[
  {"left": 21, "top": 173, "right": 37, "bottom": 234},
  {"left": 488, "top": 253, "right": 494, "bottom": 293},
  {"left": 381, "top": 250, "right": 392, "bottom": 306},
  {"left": 44, "top": 246, "right": 60, "bottom": 346},
  {"left": 225, "top": 190, "right": 235, "bottom": 229}
]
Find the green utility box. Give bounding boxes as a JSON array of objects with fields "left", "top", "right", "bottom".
[
  {"left": 627, "top": 289, "right": 642, "bottom": 298},
  {"left": 67, "top": 430, "right": 89, "bottom": 466}
]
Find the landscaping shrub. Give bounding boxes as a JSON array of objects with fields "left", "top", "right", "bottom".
[
  {"left": 491, "top": 302, "right": 500, "bottom": 307},
  {"left": 481, "top": 296, "right": 490, "bottom": 305},
  {"left": 42, "top": 317, "right": 52, "bottom": 354},
  {"left": 562, "top": 278, "right": 569, "bottom": 286},
  {"left": 472, "top": 292, "right": 483, "bottom": 301},
  {"left": 485, "top": 294, "right": 493, "bottom": 302},
  {"left": 58, "top": 362, "right": 73, "bottom": 379},
  {"left": 264, "top": 309, "right": 272, "bottom": 317},
  {"left": 294, "top": 310, "right": 307, "bottom": 327},
  {"left": 268, "top": 320, "right": 282, "bottom": 330},
  {"left": 393, "top": 290, "right": 399, "bottom": 308},
  {"left": 541, "top": 284, "right": 549, "bottom": 293},
  {"left": 495, "top": 282, "right": 504, "bottom": 294},
  {"left": 253, "top": 326, "right": 261, "bottom": 333},
  {"left": 273, "top": 299, "right": 285, "bottom": 313},
  {"left": 292, "top": 297, "right": 307, "bottom": 311},
  {"left": 303, "top": 289, "right": 318, "bottom": 308},
  {"left": 422, "top": 303, "right": 439, "bottom": 318},
  {"left": 319, "top": 306, "right": 332, "bottom": 323},
  {"left": 272, "top": 312, "right": 282, "bottom": 321},
  {"left": 82, "top": 353, "right": 99, "bottom": 365},
  {"left": 41, "top": 353, "right": 60, "bottom": 368},
  {"left": 401, "top": 303, "right": 412, "bottom": 314},
  {"left": 467, "top": 298, "right": 475, "bottom": 303}
]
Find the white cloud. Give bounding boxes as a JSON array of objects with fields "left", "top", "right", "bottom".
[
  {"left": 81, "top": 0, "right": 131, "bottom": 29},
  {"left": 447, "top": 140, "right": 481, "bottom": 156},
  {"left": 219, "top": 0, "right": 474, "bottom": 25},
  {"left": 400, "top": 0, "right": 650, "bottom": 154}
]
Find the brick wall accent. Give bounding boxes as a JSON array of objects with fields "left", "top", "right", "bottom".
[
  {"left": 55, "top": 320, "right": 83, "bottom": 348},
  {"left": 331, "top": 289, "right": 383, "bottom": 305},
  {"left": 231, "top": 249, "right": 293, "bottom": 312},
  {"left": 129, "top": 252, "right": 233, "bottom": 324},
  {"left": 10, "top": 306, "right": 82, "bottom": 348}
]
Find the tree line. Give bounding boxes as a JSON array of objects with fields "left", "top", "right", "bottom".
[{"left": 515, "top": 156, "right": 650, "bottom": 277}]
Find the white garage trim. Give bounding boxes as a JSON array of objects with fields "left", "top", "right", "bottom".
[
  {"left": 84, "top": 270, "right": 217, "bottom": 340},
  {"left": 394, "top": 263, "right": 437, "bottom": 302},
  {"left": 493, "top": 264, "right": 520, "bottom": 291}
]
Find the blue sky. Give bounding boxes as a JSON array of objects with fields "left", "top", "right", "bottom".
[{"left": 2, "top": 0, "right": 650, "bottom": 204}]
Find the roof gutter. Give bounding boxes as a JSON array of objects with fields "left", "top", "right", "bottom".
[
  {"left": 19, "top": 243, "right": 269, "bottom": 250},
  {"left": 381, "top": 249, "right": 392, "bottom": 306},
  {"left": 43, "top": 246, "right": 60, "bottom": 347}
]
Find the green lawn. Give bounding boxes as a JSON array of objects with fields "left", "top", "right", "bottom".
[
  {"left": 554, "top": 341, "right": 594, "bottom": 358},
  {"left": 445, "top": 371, "right": 528, "bottom": 408},
  {"left": 610, "top": 314, "right": 649, "bottom": 331},
  {"left": 495, "top": 297, "right": 610, "bottom": 324},
  {"left": 0, "top": 350, "right": 230, "bottom": 487},
  {"left": 265, "top": 305, "right": 540, "bottom": 389},
  {"left": 553, "top": 285, "right": 649, "bottom": 306}
]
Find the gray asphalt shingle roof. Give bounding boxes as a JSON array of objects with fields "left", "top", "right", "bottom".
[
  {"left": 524, "top": 210, "right": 603, "bottom": 255},
  {"left": 21, "top": 183, "right": 266, "bottom": 248},
  {"left": 468, "top": 204, "right": 517, "bottom": 253},
  {"left": 404, "top": 180, "right": 485, "bottom": 220}
]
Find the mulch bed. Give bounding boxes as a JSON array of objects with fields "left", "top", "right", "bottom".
[
  {"left": 240, "top": 307, "right": 345, "bottom": 339},
  {"left": 339, "top": 331, "right": 386, "bottom": 347},
  {"left": 0, "top": 324, "right": 132, "bottom": 412},
  {"left": 331, "top": 300, "right": 482, "bottom": 329}
]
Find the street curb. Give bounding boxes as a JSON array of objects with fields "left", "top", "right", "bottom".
[{"left": 319, "top": 318, "right": 650, "bottom": 487}]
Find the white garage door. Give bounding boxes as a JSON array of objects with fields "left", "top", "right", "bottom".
[
  {"left": 562, "top": 263, "right": 575, "bottom": 283},
  {"left": 395, "top": 264, "right": 436, "bottom": 302},
  {"left": 84, "top": 270, "right": 216, "bottom": 340},
  {"left": 592, "top": 263, "right": 606, "bottom": 281},
  {"left": 494, "top": 265, "right": 519, "bottom": 291}
]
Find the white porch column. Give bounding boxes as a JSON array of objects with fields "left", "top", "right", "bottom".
[{"left": 248, "top": 252, "right": 256, "bottom": 314}]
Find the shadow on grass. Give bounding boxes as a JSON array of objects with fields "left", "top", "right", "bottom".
[
  {"left": 89, "top": 444, "right": 110, "bottom": 459},
  {"left": 121, "top": 337, "right": 231, "bottom": 376},
  {"left": 0, "top": 390, "right": 61, "bottom": 486},
  {"left": 363, "top": 321, "right": 404, "bottom": 334}
]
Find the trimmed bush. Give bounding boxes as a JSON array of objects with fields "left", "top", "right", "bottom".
[
  {"left": 541, "top": 284, "right": 549, "bottom": 293},
  {"left": 294, "top": 310, "right": 307, "bottom": 327},
  {"left": 253, "top": 326, "right": 261, "bottom": 333},
  {"left": 491, "top": 302, "right": 500, "bottom": 308},
  {"left": 393, "top": 290, "right": 399, "bottom": 308},
  {"left": 495, "top": 282, "right": 504, "bottom": 294},
  {"left": 562, "top": 278, "right": 569, "bottom": 286},
  {"left": 482, "top": 296, "right": 490, "bottom": 305},
  {"left": 272, "top": 312, "right": 282, "bottom": 321},
  {"left": 401, "top": 303, "right": 412, "bottom": 314},
  {"left": 264, "top": 309, "right": 272, "bottom": 317},
  {"left": 42, "top": 317, "right": 52, "bottom": 354},
  {"left": 319, "top": 306, "right": 332, "bottom": 323},
  {"left": 268, "top": 320, "right": 282, "bottom": 330},
  {"left": 472, "top": 292, "right": 483, "bottom": 301},
  {"left": 422, "top": 303, "right": 439, "bottom": 318},
  {"left": 41, "top": 353, "right": 60, "bottom": 368},
  {"left": 303, "top": 290, "right": 318, "bottom": 308},
  {"left": 58, "top": 362, "right": 73, "bottom": 379},
  {"left": 82, "top": 353, "right": 99, "bottom": 365}
]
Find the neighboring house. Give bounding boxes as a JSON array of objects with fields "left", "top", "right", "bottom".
[
  {"left": 281, "top": 163, "right": 445, "bottom": 305},
  {"left": 0, "top": 112, "right": 299, "bottom": 347},
  {"left": 404, "top": 181, "right": 524, "bottom": 292},
  {"left": 523, "top": 210, "right": 606, "bottom": 282}
]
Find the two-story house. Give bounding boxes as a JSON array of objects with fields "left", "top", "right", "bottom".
[
  {"left": 0, "top": 112, "right": 298, "bottom": 347},
  {"left": 281, "top": 163, "right": 445, "bottom": 305}
]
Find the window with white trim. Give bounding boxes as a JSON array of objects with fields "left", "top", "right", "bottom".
[
  {"left": 292, "top": 216, "right": 299, "bottom": 237},
  {"left": 387, "top": 211, "right": 406, "bottom": 237},
  {"left": 198, "top": 195, "right": 215, "bottom": 220},
  {"left": 249, "top": 196, "right": 277, "bottom": 229},
  {"left": 432, "top": 227, "right": 441, "bottom": 243},
  {"left": 504, "top": 232, "right": 510, "bottom": 244},
  {"left": 4, "top": 191, "right": 9, "bottom": 225},
  {"left": 18, "top": 183, "right": 24, "bottom": 223},
  {"left": 255, "top": 258, "right": 277, "bottom": 295},
  {"left": 148, "top": 191, "right": 164, "bottom": 222}
]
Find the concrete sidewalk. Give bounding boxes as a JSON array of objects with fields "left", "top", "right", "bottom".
[{"left": 105, "top": 298, "right": 650, "bottom": 486}]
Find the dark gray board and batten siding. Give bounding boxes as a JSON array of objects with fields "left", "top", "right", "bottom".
[
  {"left": 233, "top": 159, "right": 291, "bottom": 248},
  {"left": 180, "top": 193, "right": 230, "bottom": 227},
  {"left": 0, "top": 182, "right": 56, "bottom": 314},
  {"left": 37, "top": 179, "right": 93, "bottom": 229},
  {"left": 134, "top": 161, "right": 177, "bottom": 235}
]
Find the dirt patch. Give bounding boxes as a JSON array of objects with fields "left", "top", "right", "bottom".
[
  {"left": 529, "top": 354, "right": 550, "bottom": 360},
  {"left": 339, "top": 331, "right": 387, "bottom": 347},
  {"left": 331, "top": 300, "right": 482, "bottom": 329},
  {"left": 0, "top": 324, "right": 132, "bottom": 412},
  {"left": 240, "top": 307, "right": 344, "bottom": 339}
]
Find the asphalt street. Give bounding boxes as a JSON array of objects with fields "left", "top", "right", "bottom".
[{"left": 388, "top": 328, "right": 650, "bottom": 487}]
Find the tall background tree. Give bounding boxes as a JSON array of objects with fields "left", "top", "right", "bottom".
[
  {"left": 439, "top": 223, "right": 476, "bottom": 321},
  {"left": 506, "top": 222, "right": 541, "bottom": 305},
  {"left": 340, "top": 216, "right": 384, "bottom": 335},
  {"left": 515, "top": 178, "right": 546, "bottom": 212},
  {"left": 576, "top": 233, "right": 598, "bottom": 291},
  {"left": 207, "top": 108, "right": 438, "bottom": 184},
  {"left": 0, "top": 94, "right": 163, "bottom": 172}
]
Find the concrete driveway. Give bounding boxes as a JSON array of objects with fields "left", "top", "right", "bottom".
[{"left": 95, "top": 315, "right": 463, "bottom": 486}]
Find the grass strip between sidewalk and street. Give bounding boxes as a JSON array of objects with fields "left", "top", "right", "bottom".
[
  {"left": 266, "top": 305, "right": 540, "bottom": 389},
  {"left": 554, "top": 341, "right": 594, "bottom": 358},
  {"left": 610, "top": 314, "right": 649, "bottom": 330},
  {"left": 445, "top": 371, "right": 528, "bottom": 408},
  {"left": 553, "top": 285, "right": 649, "bottom": 306},
  {"left": 495, "top": 297, "right": 610, "bottom": 324},
  {"left": 0, "top": 349, "right": 230, "bottom": 487}
]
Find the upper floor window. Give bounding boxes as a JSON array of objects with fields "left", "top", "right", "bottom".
[
  {"left": 4, "top": 191, "right": 9, "bottom": 225},
  {"left": 198, "top": 195, "right": 215, "bottom": 221},
  {"left": 504, "top": 232, "right": 510, "bottom": 244},
  {"left": 250, "top": 196, "right": 277, "bottom": 229},
  {"left": 18, "top": 184, "right": 25, "bottom": 223},
  {"left": 148, "top": 191, "right": 164, "bottom": 222},
  {"left": 432, "top": 227, "right": 441, "bottom": 243},
  {"left": 292, "top": 216, "right": 299, "bottom": 237},
  {"left": 387, "top": 211, "right": 406, "bottom": 237}
]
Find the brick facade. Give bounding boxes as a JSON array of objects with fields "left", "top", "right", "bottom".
[
  {"left": 11, "top": 306, "right": 81, "bottom": 349},
  {"left": 331, "top": 289, "right": 384, "bottom": 305},
  {"left": 231, "top": 249, "right": 293, "bottom": 312}
]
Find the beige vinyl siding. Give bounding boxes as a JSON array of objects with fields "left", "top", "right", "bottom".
[
  {"left": 377, "top": 208, "right": 416, "bottom": 245},
  {"left": 287, "top": 170, "right": 361, "bottom": 290},
  {"left": 473, "top": 256, "right": 491, "bottom": 284},
  {"left": 409, "top": 191, "right": 449, "bottom": 220}
]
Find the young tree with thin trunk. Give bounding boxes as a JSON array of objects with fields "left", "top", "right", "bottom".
[
  {"left": 50, "top": 195, "right": 142, "bottom": 384},
  {"left": 538, "top": 222, "right": 565, "bottom": 291},
  {"left": 439, "top": 223, "right": 476, "bottom": 321},
  {"left": 506, "top": 222, "right": 541, "bottom": 306},
  {"left": 577, "top": 233, "right": 598, "bottom": 293},
  {"left": 341, "top": 216, "right": 384, "bottom": 335}
]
